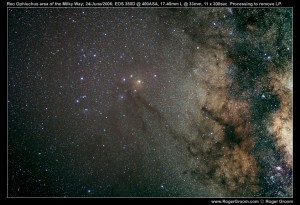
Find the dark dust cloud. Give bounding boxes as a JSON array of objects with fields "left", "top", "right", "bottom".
[{"left": 8, "top": 8, "right": 292, "bottom": 197}]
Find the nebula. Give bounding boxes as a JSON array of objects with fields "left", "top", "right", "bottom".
[{"left": 8, "top": 8, "right": 292, "bottom": 197}]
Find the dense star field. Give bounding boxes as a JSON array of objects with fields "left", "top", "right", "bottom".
[{"left": 8, "top": 8, "right": 292, "bottom": 197}]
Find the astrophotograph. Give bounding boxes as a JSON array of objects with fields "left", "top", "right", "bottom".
[{"left": 8, "top": 7, "right": 293, "bottom": 197}]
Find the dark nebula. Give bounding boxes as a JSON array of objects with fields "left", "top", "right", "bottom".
[{"left": 8, "top": 8, "right": 292, "bottom": 197}]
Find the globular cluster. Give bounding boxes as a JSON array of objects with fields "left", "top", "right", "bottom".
[{"left": 8, "top": 8, "right": 292, "bottom": 197}]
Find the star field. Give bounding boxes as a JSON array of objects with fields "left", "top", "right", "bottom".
[{"left": 8, "top": 8, "right": 292, "bottom": 197}]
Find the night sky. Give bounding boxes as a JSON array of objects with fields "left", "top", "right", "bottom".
[{"left": 8, "top": 8, "right": 292, "bottom": 197}]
